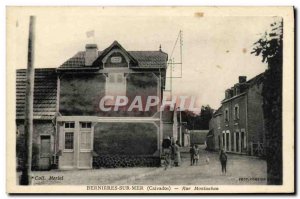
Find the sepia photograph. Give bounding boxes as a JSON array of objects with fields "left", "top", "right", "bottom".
[{"left": 6, "top": 6, "right": 294, "bottom": 193}]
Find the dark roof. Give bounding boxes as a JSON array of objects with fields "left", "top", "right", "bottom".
[
  {"left": 59, "top": 41, "right": 168, "bottom": 69},
  {"left": 213, "top": 106, "right": 222, "bottom": 117},
  {"left": 16, "top": 68, "right": 57, "bottom": 120},
  {"left": 246, "top": 72, "right": 264, "bottom": 86},
  {"left": 221, "top": 72, "right": 264, "bottom": 103}
]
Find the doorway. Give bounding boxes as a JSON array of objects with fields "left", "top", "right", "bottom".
[{"left": 40, "top": 135, "right": 51, "bottom": 170}]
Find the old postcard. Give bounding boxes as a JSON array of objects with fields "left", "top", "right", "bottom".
[{"left": 6, "top": 6, "right": 294, "bottom": 193}]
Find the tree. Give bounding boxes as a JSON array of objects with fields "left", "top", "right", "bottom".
[
  {"left": 180, "top": 105, "right": 213, "bottom": 130},
  {"left": 251, "top": 18, "right": 283, "bottom": 185},
  {"left": 199, "top": 105, "right": 214, "bottom": 130}
]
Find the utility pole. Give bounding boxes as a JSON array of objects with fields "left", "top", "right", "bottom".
[{"left": 20, "top": 16, "right": 36, "bottom": 185}]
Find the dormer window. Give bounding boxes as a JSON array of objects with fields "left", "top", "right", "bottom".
[{"left": 103, "top": 51, "right": 129, "bottom": 68}]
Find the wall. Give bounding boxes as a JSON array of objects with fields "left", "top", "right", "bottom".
[
  {"left": 247, "top": 82, "right": 265, "bottom": 154},
  {"left": 208, "top": 114, "right": 222, "bottom": 151},
  {"left": 93, "top": 122, "right": 160, "bottom": 167},
  {"left": 221, "top": 94, "right": 247, "bottom": 153},
  {"left": 16, "top": 120, "right": 55, "bottom": 170},
  {"left": 59, "top": 72, "right": 160, "bottom": 117}
]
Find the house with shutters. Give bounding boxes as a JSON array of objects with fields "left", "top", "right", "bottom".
[
  {"left": 16, "top": 41, "right": 169, "bottom": 170},
  {"left": 208, "top": 74, "right": 266, "bottom": 156}
]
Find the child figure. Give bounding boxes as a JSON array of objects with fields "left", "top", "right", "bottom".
[{"left": 194, "top": 145, "right": 200, "bottom": 165}]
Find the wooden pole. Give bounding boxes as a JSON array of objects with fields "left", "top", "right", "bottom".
[{"left": 20, "top": 16, "right": 36, "bottom": 185}]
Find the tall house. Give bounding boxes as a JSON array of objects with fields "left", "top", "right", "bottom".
[
  {"left": 16, "top": 41, "right": 168, "bottom": 170},
  {"left": 208, "top": 74, "right": 265, "bottom": 156}
]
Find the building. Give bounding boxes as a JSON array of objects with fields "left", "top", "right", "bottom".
[
  {"left": 161, "top": 107, "right": 189, "bottom": 147},
  {"left": 208, "top": 74, "right": 265, "bottom": 156},
  {"left": 206, "top": 107, "right": 222, "bottom": 151},
  {"left": 16, "top": 41, "right": 169, "bottom": 170}
]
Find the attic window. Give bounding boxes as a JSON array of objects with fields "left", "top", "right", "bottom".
[
  {"left": 111, "top": 56, "right": 122, "bottom": 63},
  {"left": 103, "top": 49, "right": 129, "bottom": 68}
]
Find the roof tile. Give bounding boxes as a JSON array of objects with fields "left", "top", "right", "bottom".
[{"left": 16, "top": 68, "right": 57, "bottom": 120}]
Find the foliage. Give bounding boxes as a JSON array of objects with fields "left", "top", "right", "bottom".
[
  {"left": 181, "top": 105, "right": 214, "bottom": 130},
  {"left": 251, "top": 18, "right": 283, "bottom": 185}
]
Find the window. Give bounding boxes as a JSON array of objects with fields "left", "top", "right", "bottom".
[
  {"left": 234, "top": 105, "right": 239, "bottom": 120},
  {"left": 64, "top": 122, "right": 74, "bottom": 151},
  {"left": 224, "top": 108, "right": 229, "bottom": 122},
  {"left": 105, "top": 73, "right": 126, "bottom": 105},
  {"left": 222, "top": 131, "right": 225, "bottom": 149},
  {"left": 64, "top": 132, "right": 74, "bottom": 150},
  {"left": 65, "top": 122, "right": 75, "bottom": 128},
  {"left": 80, "top": 122, "right": 92, "bottom": 150},
  {"left": 81, "top": 122, "right": 91, "bottom": 129}
]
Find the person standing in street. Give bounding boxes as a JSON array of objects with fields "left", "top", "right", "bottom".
[
  {"left": 219, "top": 149, "right": 228, "bottom": 174},
  {"left": 162, "top": 136, "right": 172, "bottom": 170},
  {"left": 189, "top": 144, "right": 195, "bottom": 166},
  {"left": 174, "top": 140, "right": 181, "bottom": 167},
  {"left": 194, "top": 145, "right": 200, "bottom": 165}
]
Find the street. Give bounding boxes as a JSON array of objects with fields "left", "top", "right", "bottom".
[{"left": 29, "top": 149, "right": 267, "bottom": 185}]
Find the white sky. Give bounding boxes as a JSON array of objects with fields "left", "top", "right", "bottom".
[{"left": 7, "top": 7, "right": 274, "bottom": 110}]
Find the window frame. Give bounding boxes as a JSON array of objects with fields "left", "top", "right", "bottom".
[
  {"left": 234, "top": 104, "right": 240, "bottom": 120},
  {"left": 105, "top": 73, "right": 127, "bottom": 106},
  {"left": 64, "top": 132, "right": 74, "bottom": 152},
  {"left": 63, "top": 122, "right": 75, "bottom": 152},
  {"left": 224, "top": 108, "right": 229, "bottom": 122}
]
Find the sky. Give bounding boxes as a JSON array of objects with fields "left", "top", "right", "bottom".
[{"left": 7, "top": 7, "right": 275, "bottom": 111}]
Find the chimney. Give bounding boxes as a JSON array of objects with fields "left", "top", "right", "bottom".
[
  {"left": 85, "top": 44, "right": 98, "bottom": 66},
  {"left": 239, "top": 76, "right": 247, "bottom": 83}
]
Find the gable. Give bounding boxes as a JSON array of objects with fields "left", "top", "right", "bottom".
[
  {"left": 58, "top": 41, "right": 168, "bottom": 70},
  {"left": 93, "top": 41, "right": 138, "bottom": 68},
  {"left": 102, "top": 49, "right": 130, "bottom": 68}
]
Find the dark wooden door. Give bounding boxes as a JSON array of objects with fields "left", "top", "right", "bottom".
[{"left": 40, "top": 136, "right": 51, "bottom": 170}]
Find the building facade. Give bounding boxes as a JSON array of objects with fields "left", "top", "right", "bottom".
[
  {"left": 16, "top": 41, "right": 169, "bottom": 170},
  {"left": 208, "top": 74, "right": 265, "bottom": 156}
]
